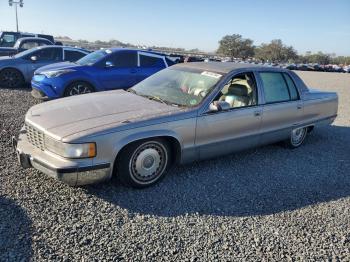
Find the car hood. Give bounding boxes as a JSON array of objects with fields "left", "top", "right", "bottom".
[
  {"left": 35, "top": 61, "right": 81, "bottom": 73},
  {"left": 25, "top": 90, "right": 182, "bottom": 141}
]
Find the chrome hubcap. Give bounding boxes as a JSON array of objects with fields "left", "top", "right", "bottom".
[
  {"left": 130, "top": 142, "right": 167, "bottom": 183},
  {"left": 291, "top": 127, "right": 306, "bottom": 146},
  {"left": 69, "top": 84, "right": 92, "bottom": 96}
]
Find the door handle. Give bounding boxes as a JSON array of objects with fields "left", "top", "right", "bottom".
[
  {"left": 297, "top": 104, "right": 303, "bottom": 109},
  {"left": 130, "top": 69, "right": 137, "bottom": 73}
]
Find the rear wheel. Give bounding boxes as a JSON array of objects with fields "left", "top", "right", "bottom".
[
  {"left": 285, "top": 127, "right": 308, "bottom": 148},
  {"left": 64, "top": 81, "right": 94, "bottom": 97},
  {"left": 0, "top": 68, "right": 24, "bottom": 88},
  {"left": 116, "top": 139, "right": 171, "bottom": 188}
]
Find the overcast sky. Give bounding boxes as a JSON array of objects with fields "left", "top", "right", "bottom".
[{"left": 0, "top": 0, "right": 349, "bottom": 55}]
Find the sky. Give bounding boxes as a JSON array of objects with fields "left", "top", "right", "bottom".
[{"left": 0, "top": 0, "right": 349, "bottom": 55}]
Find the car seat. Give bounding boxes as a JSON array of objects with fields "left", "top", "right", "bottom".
[{"left": 219, "top": 83, "right": 249, "bottom": 108}]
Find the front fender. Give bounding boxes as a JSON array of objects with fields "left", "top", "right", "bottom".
[{"left": 112, "top": 129, "right": 183, "bottom": 159}]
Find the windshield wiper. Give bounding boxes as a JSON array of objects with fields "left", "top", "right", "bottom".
[{"left": 140, "top": 94, "right": 181, "bottom": 107}]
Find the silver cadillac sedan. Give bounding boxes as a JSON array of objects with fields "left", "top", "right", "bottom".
[{"left": 14, "top": 62, "right": 338, "bottom": 188}]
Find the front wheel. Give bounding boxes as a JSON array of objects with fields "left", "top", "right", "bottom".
[
  {"left": 64, "top": 81, "right": 94, "bottom": 97},
  {"left": 116, "top": 139, "right": 171, "bottom": 188},
  {"left": 285, "top": 127, "right": 308, "bottom": 148},
  {"left": 0, "top": 68, "right": 24, "bottom": 88}
]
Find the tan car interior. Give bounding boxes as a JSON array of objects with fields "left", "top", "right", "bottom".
[{"left": 217, "top": 73, "right": 257, "bottom": 108}]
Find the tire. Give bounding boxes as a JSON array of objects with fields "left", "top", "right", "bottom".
[
  {"left": 285, "top": 127, "right": 308, "bottom": 148},
  {"left": 115, "top": 139, "right": 171, "bottom": 188},
  {"left": 64, "top": 81, "right": 94, "bottom": 97},
  {"left": 0, "top": 68, "right": 24, "bottom": 88}
]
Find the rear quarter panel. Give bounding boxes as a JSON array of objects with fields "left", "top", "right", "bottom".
[{"left": 302, "top": 89, "right": 338, "bottom": 126}]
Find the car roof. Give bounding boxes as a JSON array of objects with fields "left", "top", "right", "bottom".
[
  {"left": 16, "top": 37, "right": 52, "bottom": 42},
  {"left": 172, "top": 62, "right": 286, "bottom": 74}
]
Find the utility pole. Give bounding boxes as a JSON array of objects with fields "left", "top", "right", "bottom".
[{"left": 9, "top": 0, "right": 24, "bottom": 33}]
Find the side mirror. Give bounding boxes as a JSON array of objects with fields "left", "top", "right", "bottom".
[
  {"left": 30, "top": 56, "right": 37, "bottom": 62},
  {"left": 105, "top": 61, "right": 114, "bottom": 68},
  {"left": 209, "top": 101, "right": 230, "bottom": 112}
]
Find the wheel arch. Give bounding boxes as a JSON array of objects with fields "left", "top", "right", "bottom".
[
  {"left": 112, "top": 132, "right": 183, "bottom": 175},
  {"left": 0, "top": 67, "right": 26, "bottom": 82}
]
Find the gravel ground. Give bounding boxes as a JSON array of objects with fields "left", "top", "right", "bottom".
[{"left": 0, "top": 71, "right": 350, "bottom": 261}]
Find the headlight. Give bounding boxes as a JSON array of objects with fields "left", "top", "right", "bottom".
[
  {"left": 42, "top": 69, "right": 75, "bottom": 78},
  {"left": 45, "top": 137, "right": 96, "bottom": 158}
]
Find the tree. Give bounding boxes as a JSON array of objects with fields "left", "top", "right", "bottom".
[
  {"left": 255, "top": 39, "right": 297, "bottom": 62},
  {"left": 300, "top": 51, "right": 331, "bottom": 65},
  {"left": 217, "top": 34, "right": 255, "bottom": 60}
]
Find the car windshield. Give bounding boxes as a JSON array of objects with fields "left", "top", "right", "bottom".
[
  {"left": 76, "top": 50, "right": 108, "bottom": 66},
  {"left": 130, "top": 67, "right": 223, "bottom": 107}
]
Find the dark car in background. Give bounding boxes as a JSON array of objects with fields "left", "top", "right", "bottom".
[
  {"left": 0, "top": 37, "right": 54, "bottom": 57},
  {"left": 31, "top": 48, "right": 175, "bottom": 100},
  {"left": 0, "top": 46, "right": 89, "bottom": 88},
  {"left": 0, "top": 31, "right": 57, "bottom": 47}
]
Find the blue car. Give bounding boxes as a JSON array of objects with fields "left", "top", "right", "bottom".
[{"left": 31, "top": 48, "right": 175, "bottom": 99}]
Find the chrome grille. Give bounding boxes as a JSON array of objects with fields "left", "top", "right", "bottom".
[{"left": 25, "top": 123, "right": 45, "bottom": 150}]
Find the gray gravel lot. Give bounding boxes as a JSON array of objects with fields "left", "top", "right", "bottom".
[{"left": 0, "top": 71, "right": 350, "bottom": 261}]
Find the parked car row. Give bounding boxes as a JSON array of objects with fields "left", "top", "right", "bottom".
[{"left": 284, "top": 63, "right": 350, "bottom": 73}]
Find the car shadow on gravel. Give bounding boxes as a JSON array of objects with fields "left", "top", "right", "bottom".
[
  {"left": 86, "top": 125, "right": 350, "bottom": 217},
  {"left": 0, "top": 196, "right": 33, "bottom": 260}
]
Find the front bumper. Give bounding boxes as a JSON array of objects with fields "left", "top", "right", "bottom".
[
  {"left": 31, "top": 88, "right": 49, "bottom": 100},
  {"left": 13, "top": 131, "right": 112, "bottom": 186},
  {"left": 31, "top": 78, "right": 62, "bottom": 100}
]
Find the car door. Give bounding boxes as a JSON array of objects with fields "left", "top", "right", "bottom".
[
  {"left": 137, "top": 52, "right": 167, "bottom": 83},
  {"left": 98, "top": 50, "right": 138, "bottom": 90},
  {"left": 196, "top": 72, "right": 263, "bottom": 160},
  {"left": 257, "top": 71, "right": 303, "bottom": 145},
  {"left": 25, "top": 47, "right": 63, "bottom": 77}
]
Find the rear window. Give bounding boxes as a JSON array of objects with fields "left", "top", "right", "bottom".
[{"left": 140, "top": 54, "right": 165, "bottom": 68}]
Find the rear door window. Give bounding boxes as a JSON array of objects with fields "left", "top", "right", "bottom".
[
  {"left": 140, "top": 54, "right": 165, "bottom": 68},
  {"left": 64, "top": 50, "right": 86, "bottom": 62},
  {"left": 259, "top": 72, "right": 291, "bottom": 104}
]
